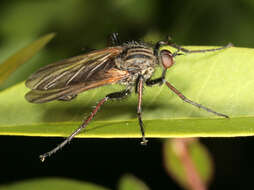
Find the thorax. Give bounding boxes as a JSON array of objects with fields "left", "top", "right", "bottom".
[{"left": 115, "top": 44, "right": 157, "bottom": 86}]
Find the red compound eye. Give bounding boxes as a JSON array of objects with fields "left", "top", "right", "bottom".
[{"left": 160, "top": 50, "right": 174, "bottom": 69}]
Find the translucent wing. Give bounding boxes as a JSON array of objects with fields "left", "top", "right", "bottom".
[
  {"left": 25, "top": 68, "right": 129, "bottom": 103},
  {"left": 25, "top": 46, "right": 131, "bottom": 103},
  {"left": 25, "top": 47, "right": 124, "bottom": 90}
]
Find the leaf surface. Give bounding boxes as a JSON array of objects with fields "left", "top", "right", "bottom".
[{"left": 0, "top": 46, "right": 253, "bottom": 138}]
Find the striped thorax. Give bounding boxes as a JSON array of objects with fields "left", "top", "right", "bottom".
[{"left": 115, "top": 43, "right": 157, "bottom": 86}]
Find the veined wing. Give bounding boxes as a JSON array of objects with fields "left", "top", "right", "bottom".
[
  {"left": 25, "top": 68, "right": 130, "bottom": 103},
  {"left": 25, "top": 47, "right": 124, "bottom": 90}
]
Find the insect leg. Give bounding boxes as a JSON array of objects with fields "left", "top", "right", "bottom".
[
  {"left": 165, "top": 81, "right": 229, "bottom": 118},
  {"left": 146, "top": 78, "right": 164, "bottom": 86},
  {"left": 146, "top": 69, "right": 167, "bottom": 86},
  {"left": 39, "top": 89, "right": 131, "bottom": 162},
  {"left": 170, "top": 43, "right": 233, "bottom": 54},
  {"left": 137, "top": 76, "right": 148, "bottom": 145},
  {"left": 108, "top": 33, "right": 121, "bottom": 46}
]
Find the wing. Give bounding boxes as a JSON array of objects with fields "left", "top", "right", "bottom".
[
  {"left": 25, "top": 68, "right": 130, "bottom": 103},
  {"left": 25, "top": 47, "right": 124, "bottom": 90}
]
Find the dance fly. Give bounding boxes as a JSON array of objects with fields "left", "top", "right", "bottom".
[{"left": 25, "top": 33, "right": 232, "bottom": 162}]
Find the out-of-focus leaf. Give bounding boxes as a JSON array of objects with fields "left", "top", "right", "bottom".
[
  {"left": 118, "top": 174, "right": 149, "bottom": 190},
  {"left": 0, "top": 177, "right": 110, "bottom": 190},
  {"left": 0, "top": 33, "right": 55, "bottom": 86},
  {"left": 163, "top": 139, "right": 213, "bottom": 189}
]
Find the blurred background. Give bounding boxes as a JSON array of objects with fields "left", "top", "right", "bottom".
[{"left": 0, "top": 0, "right": 254, "bottom": 189}]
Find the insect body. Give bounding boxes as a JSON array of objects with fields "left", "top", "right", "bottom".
[
  {"left": 115, "top": 44, "right": 156, "bottom": 86},
  {"left": 25, "top": 33, "right": 232, "bottom": 161}
]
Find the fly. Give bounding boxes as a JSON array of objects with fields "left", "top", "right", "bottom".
[{"left": 25, "top": 33, "right": 232, "bottom": 161}]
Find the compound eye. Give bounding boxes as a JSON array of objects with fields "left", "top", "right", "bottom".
[{"left": 160, "top": 50, "right": 174, "bottom": 69}]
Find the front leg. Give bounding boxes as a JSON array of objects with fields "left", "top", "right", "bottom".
[
  {"left": 170, "top": 43, "right": 233, "bottom": 54},
  {"left": 165, "top": 81, "right": 229, "bottom": 118},
  {"left": 146, "top": 69, "right": 167, "bottom": 86}
]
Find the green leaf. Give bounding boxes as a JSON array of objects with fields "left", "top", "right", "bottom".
[
  {"left": 0, "top": 177, "right": 110, "bottom": 190},
  {"left": 0, "top": 46, "right": 254, "bottom": 138},
  {"left": 163, "top": 139, "right": 213, "bottom": 189},
  {"left": 0, "top": 33, "right": 55, "bottom": 86},
  {"left": 118, "top": 174, "right": 150, "bottom": 190}
]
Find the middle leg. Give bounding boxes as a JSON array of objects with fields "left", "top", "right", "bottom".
[{"left": 136, "top": 75, "right": 148, "bottom": 145}]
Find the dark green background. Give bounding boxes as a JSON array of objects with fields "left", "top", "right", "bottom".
[{"left": 0, "top": 0, "right": 254, "bottom": 189}]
